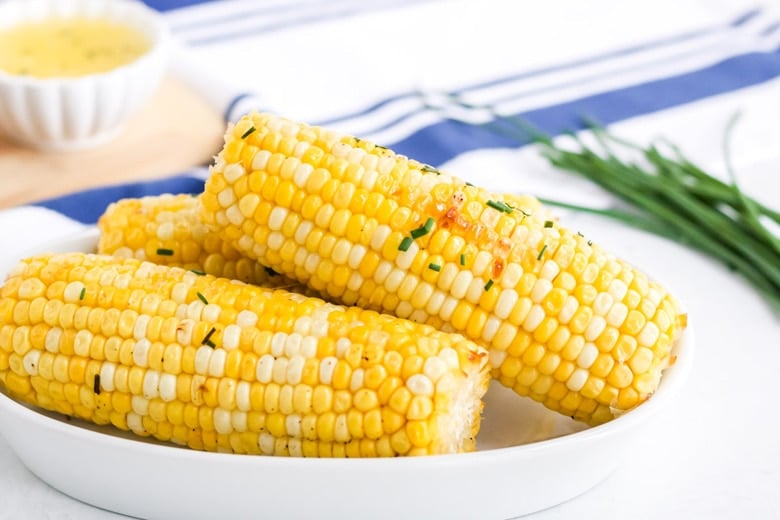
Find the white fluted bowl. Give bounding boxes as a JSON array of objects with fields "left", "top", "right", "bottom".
[{"left": 0, "top": 0, "right": 169, "bottom": 151}]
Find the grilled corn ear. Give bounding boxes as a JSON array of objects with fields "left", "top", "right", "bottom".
[
  {"left": 0, "top": 252, "right": 490, "bottom": 456},
  {"left": 201, "top": 112, "right": 686, "bottom": 425}
]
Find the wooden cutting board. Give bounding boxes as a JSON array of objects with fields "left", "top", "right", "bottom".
[{"left": 0, "top": 77, "right": 225, "bottom": 209}]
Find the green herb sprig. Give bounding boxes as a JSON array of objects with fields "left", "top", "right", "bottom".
[{"left": 523, "top": 114, "right": 780, "bottom": 313}]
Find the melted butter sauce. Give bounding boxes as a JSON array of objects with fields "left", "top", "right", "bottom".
[{"left": 0, "top": 17, "right": 149, "bottom": 78}]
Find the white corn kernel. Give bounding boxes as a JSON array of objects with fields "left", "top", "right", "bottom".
[
  {"left": 214, "top": 408, "right": 232, "bottom": 434},
  {"left": 606, "top": 302, "right": 629, "bottom": 327},
  {"left": 584, "top": 316, "right": 607, "bottom": 341},
  {"left": 267, "top": 231, "right": 284, "bottom": 250},
  {"left": 223, "top": 163, "right": 245, "bottom": 183},
  {"left": 73, "top": 330, "right": 92, "bottom": 357},
  {"left": 99, "top": 362, "right": 116, "bottom": 392},
  {"left": 142, "top": 370, "right": 160, "bottom": 399},
  {"left": 495, "top": 289, "right": 519, "bottom": 320},
  {"left": 285, "top": 333, "right": 303, "bottom": 357},
  {"left": 271, "top": 332, "right": 287, "bottom": 357},
  {"left": 237, "top": 310, "right": 258, "bottom": 327},
  {"left": 608, "top": 279, "right": 628, "bottom": 301},
  {"left": 208, "top": 349, "right": 227, "bottom": 377},
  {"left": 540, "top": 259, "right": 560, "bottom": 281},
  {"left": 577, "top": 343, "right": 599, "bottom": 368},
  {"left": 218, "top": 188, "right": 236, "bottom": 208},
  {"left": 45, "top": 327, "right": 62, "bottom": 353},
  {"left": 482, "top": 316, "right": 501, "bottom": 342},
  {"left": 531, "top": 278, "right": 553, "bottom": 303},
  {"left": 22, "top": 350, "right": 40, "bottom": 376},
  {"left": 347, "top": 245, "right": 367, "bottom": 270},
  {"left": 226, "top": 205, "right": 244, "bottom": 226},
  {"left": 126, "top": 412, "right": 144, "bottom": 434},
  {"left": 236, "top": 381, "right": 251, "bottom": 411},
  {"left": 194, "top": 345, "right": 213, "bottom": 374},
  {"left": 350, "top": 368, "right": 365, "bottom": 392},
  {"left": 451, "top": 271, "right": 473, "bottom": 299},
  {"left": 472, "top": 251, "right": 492, "bottom": 276},
  {"left": 286, "top": 414, "right": 302, "bottom": 437},
  {"left": 232, "top": 411, "right": 248, "bottom": 432},
  {"left": 252, "top": 150, "right": 271, "bottom": 171},
  {"left": 423, "top": 357, "right": 447, "bottom": 382},
  {"left": 268, "top": 207, "right": 288, "bottom": 231},
  {"left": 156, "top": 221, "right": 174, "bottom": 241},
  {"left": 558, "top": 296, "right": 579, "bottom": 324},
  {"left": 63, "top": 281, "right": 85, "bottom": 303},
  {"left": 259, "top": 432, "right": 275, "bottom": 455},
  {"left": 439, "top": 297, "right": 458, "bottom": 321},
  {"left": 407, "top": 374, "right": 434, "bottom": 396},
  {"left": 638, "top": 322, "right": 660, "bottom": 346},
  {"left": 593, "top": 292, "right": 614, "bottom": 316},
  {"left": 501, "top": 263, "right": 523, "bottom": 289},
  {"left": 287, "top": 356, "right": 305, "bottom": 384},
  {"left": 522, "top": 304, "right": 545, "bottom": 332},
  {"left": 566, "top": 368, "right": 589, "bottom": 391},
  {"left": 256, "top": 354, "right": 274, "bottom": 383},
  {"left": 319, "top": 356, "right": 337, "bottom": 384},
  {"left": 489, "top": 349, "right": 507, "bottom": 369},
  {"left": 159, "top": 373, "right": 177, "bottom": 402},
  {"left": 133, "top": 338, "right": 151, "bottom": 367}
]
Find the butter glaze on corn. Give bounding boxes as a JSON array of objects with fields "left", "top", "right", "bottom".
[
  {"left": 0, "top": 252, "right": 489, "bottom": 456},
  {"left": 201, "top": 112, "right": 686, "bottom": 425},
  {"left": 98, "top": 193, "right": 305, "bottom": 292}
]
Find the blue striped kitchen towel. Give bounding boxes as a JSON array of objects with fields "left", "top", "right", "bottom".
[{"left": 2, "top": 0, "right": 779, "bottom": 261}]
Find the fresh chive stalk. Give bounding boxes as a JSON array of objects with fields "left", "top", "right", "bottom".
[{"left": 488, "top": 110, "right": 780, "bottom": 312}]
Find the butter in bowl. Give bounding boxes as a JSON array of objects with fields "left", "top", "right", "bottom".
[{"left": 0, "top": 0, "right": 169, "bottom": 151}]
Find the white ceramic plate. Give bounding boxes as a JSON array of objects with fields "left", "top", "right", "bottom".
[{"left": 0, "top": 228, "right": 694, "bottom": 520}]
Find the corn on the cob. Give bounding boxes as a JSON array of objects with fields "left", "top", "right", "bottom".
[
  {"left": 97, "top": 193, "right": 303, "bottom": 291},
  {"left": 201, "top": 112, "right": 686, "bottom": 425},
  {"left": 0, "top": 252, "right": 489, "bottom": 456}
]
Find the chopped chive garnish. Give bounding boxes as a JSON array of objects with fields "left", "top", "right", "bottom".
[
  {"left": 264, "top": 266, "right": 278, "bottom": 276},
  {"left": 587, "top": 240, "right": 593, "bottom": 246},
  {"left": 421, "top": 164, "right": 441, "bottom": 175},
  {"left": 428, "top": 263, "right": 441, "bottom": 272},
  {"left": 202, "top": 327, "right": 217, "bottom": 348},
  {"left": 487, "top": 200, "right": 513, "bottom": 213},
  {"left": 190, "top": 269, "right": 206, "bottom": 276},
  {"left": 156, "top": 248, "right": 174, "bottom": 256},
  {"left": 93, "top": 374, "right": 100, "bottom": 394},
  {"left": 241, "top": 126, "right": 256, "bottom": 139},
  {"left": 398, "top": 236, "right": 413, "bottom": 252},
  {"left": 484, "top": 279, "right": 494, "bottom": 291},
  {"left": 196, "top": 292, "right": 209, "bottom": 305},
  {"left": 79, "top": 287, "right": 86, "bottom": 300},
  {"left": 465, "top": 181, "right": 474, "bottom": 187},
  {"left": 460, "top": 253, "right": 466, "bottom": 266},
  {"left": 537, "top": 244, "right": 548, "bottom": 260},
  {"left": 544, "top": 220, "right": 554, "bottom": 228},
  {"left": 410, "top": 217, "right": 435, "bottom": 239},
  {"left": 577, "top": 231, "right": 585, "bottom": 237}
]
